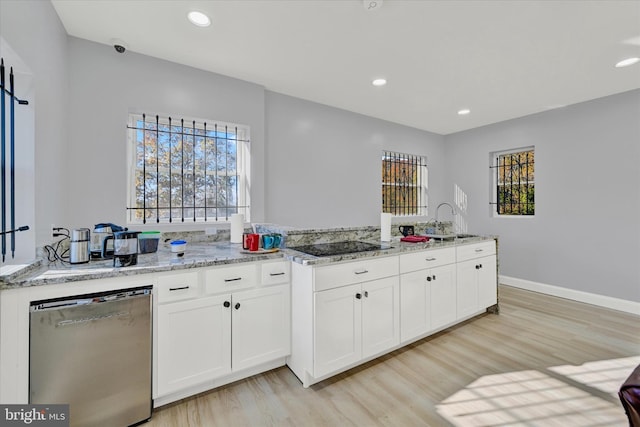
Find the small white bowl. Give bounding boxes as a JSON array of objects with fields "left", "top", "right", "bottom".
[{"left": 170, "top": 240, "right": 187, "bottom": 253}]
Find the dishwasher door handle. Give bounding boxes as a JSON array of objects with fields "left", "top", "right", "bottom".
[{"left": 57, "top": 311, "right": 130, "bottom": 327}]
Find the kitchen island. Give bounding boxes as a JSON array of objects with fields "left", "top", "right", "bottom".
[{"left": 0, "top": 231, "right": 497, "bottom": 408}]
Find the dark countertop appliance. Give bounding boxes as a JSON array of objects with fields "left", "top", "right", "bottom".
[
  {"left": 91, "top": 223, "right": 126, "bottom": 259},
  {"left": 289, "top": 241, "right": 392, "bottom": 257}
]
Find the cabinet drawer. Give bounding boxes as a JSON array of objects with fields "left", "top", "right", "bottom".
[
  {"left": 157, "top": 271, "right": 200, "bottom": 303},
  {"left": 400, "top": 247, "right": 455, "bottom": 273},
  {"left": 261, "top": 260, "right": 290, "bottom": 286},
  {"left": 313, "top": 255, "right": 399, "bottom": 292},
  {"left": 204, "top": 263, "right": 259, "bottom": 295},
  {"left": 456, "top": 241, "right": 496, "bottom": 262}
]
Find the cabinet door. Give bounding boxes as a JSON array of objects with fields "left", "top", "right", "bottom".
[
  {"left": 400, "top": 270, "right": 431, "bottom": 342},
  {"left": 431, "top": 263, "right": 457, "bottom": 330},
  {"left": 362, "top": 277, "right": 400, "bottom": 357},
  {"left": 157, "top": 295, "right": 231, "bottom": 396},
  {"left": 477, "top": 255, "right": 497, "bottom": 308},
  {"left": 314, "top": 283, "right": 361, "bottom": 378},
  {"left": 456, "top": 259, "right": 479, "bottom": 319},
  {"left": 232, "top": 285, "right": 291, "bottom": 372}
]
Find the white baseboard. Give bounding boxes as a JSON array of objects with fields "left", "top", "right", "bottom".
[{"left": 499, "top": 275, "right": 640, "bottom": 316}]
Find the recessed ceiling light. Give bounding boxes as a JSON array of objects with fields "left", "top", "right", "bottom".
[
  {"left": 188, "top": 11, "right": 211, "bottom": 27},
  {"left": 615, "top": 57, "right": 640, "bottom": 68},
  {"left": 458, "top": 109, "right": 471, "bottom": 115},
  {"left": 372, "top": 78, "right": 387, "bottom": 87}
]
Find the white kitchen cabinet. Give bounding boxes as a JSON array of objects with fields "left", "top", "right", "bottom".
[
  {"left": 313, "top": 276, "right": 399, "bottom": 378},
  {"left": 400, "top": 269, "right": 431, "bottom": 342},
  {"left": 157, "top": 294, "right": 231, "bottom": 396},
  {"left": 232, "top": 284, "right": 290, "bottom": 371},
  {"left": 314, "top": 283, "right": 361, "bottom": 377},
  {"left": 477, "top": 256, "right": 498, "bottom": 308},
  {"left": 400, "top": 255, "right": 456, "bottom": 342},
  {"left": 456, "top": 241, "right": 497, "bottom": 319},
  {"left": 155, "top": 260, "right": 291, "bottom": 404},
  {"left": 430, "top": 264, "right": 457, "bottom": 330},
  {"left": 361, "top": 277, "right": 400, "bottom": 357}
]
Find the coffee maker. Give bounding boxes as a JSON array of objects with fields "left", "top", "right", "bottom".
[
  {"left": 91, "top": 223, "right": 126, "bottom": 259},
  {"left": 106, "top": 231, "right": 140, "bottom": 267}
]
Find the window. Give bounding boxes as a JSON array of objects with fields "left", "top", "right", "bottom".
[
  {"left": 491, "top": 147, "right": 534, "bottom": 216},
  {"left": 127, "top": 113, "right": 250, "bottom": 224},
  {"left": 382, "top": 151, "right": 428, "bottom": 216}
]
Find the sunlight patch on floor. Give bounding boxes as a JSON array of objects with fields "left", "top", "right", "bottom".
[
  {"left": 436, "top": 357, "right": 639, "bottom": 426},
  {"left": 548, "top": 355, "right": 640, "bottom": 397}
]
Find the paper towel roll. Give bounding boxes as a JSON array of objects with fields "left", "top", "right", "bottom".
[
  {"left": 230, "top": 214, "right": 244, "bottom": 244},
  {"left": 380, "top": 213, "right": 392, "bottom": 242}
]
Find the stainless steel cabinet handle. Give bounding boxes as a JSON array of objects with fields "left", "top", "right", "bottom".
[
  {"left": 269, "top": 272, "right": 286, "bottom": 276},
  {"left": 169, "top": 286, "right": 189, "bottom": 291},
  {"left": 354, "top": 270, "right": 369, "bottom": 275},
  {"left": 425, "top": 257, "right": 437, "bottom": 261},
  {"left": 224, "top": 277, "right": 242, "bottom": 282}
]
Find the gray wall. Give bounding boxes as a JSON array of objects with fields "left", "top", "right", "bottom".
[
  {"left": 3, "top": 1, "right": 638, "bottom": 304},
  {"left": 0, "top": 0, "right": 68, "bottom": 254},
  {"left": 265, "top": 92, "right": 446, "bottom": 228},
  {"left": 66, "top": 37, "right": 266, "bottom": 229},
  {"left": 444, "top": 90, "right": 640, "bottom": 302}
]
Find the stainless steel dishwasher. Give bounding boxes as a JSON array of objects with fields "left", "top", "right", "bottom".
[{"left": 29, "top": 286, "right": 152, "bottom": 427}]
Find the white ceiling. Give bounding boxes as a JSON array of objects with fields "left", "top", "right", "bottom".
[{"left": 51, "top": 0, "right": 640, "bottom": 135}]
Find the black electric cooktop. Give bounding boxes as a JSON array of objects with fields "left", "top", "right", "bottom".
[{"left": 290, "top": 241, "right": 393, "bottom": 257}]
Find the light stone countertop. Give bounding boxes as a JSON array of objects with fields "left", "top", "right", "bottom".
[
  {"left": 284, "top": 235, "right": 494, "bottom": 266},
  {"left": 0, "top": 242, "right": 283, "bottom": 290},
  {"left": 0, "top": 236, "right": 495, "bottom": 289}
]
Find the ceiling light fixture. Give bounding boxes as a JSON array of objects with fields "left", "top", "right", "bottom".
[
  {"left": 372, "top": 78, "right": 387, "bottom": 87},
  {"left": 615, "top": 57, "right": 640, "bottom": 68},
  {"left": 188, "top": 11, "right": 211, "bottom": 27},
  {"left": 458, "top": 109, "right": 471, "bottom": 115}
]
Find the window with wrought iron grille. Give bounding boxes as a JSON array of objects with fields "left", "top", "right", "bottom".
[
  {"left": 127, "top": 113, "right": 250, "bottom": 224},
  {"left": 382, "top": 151, "right": 428, "bottom": 216},
  {"left": 491, "top": 147, "right": 534, "bottom": 216}
]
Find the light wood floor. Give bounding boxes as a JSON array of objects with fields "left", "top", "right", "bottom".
[{"left": 148, "top": 286, "right": 640, "bottom": 426}]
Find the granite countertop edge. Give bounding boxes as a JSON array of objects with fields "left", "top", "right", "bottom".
[
  {"left": 285, "top": 235, "right": 496, "bottom": 266},
  {"left": 0, "top": 236, "right": 496, "bottom": 289}
]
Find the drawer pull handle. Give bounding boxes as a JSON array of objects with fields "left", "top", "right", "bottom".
[
  {"left": 169, "top": 286, "right": 189, "bottom": 291},
  {"left": 269, "top": 272, "right": 286, "bottom": 276},
  {"left": 425, "top": 257, "right": 437, "bottom": 261},
  {"left": 224, "top": 277, "right": 242, "bottom": 282},
  {"left": 355, "top": 293, "right": 362, "bottom": 299},
  {"left": 235, "top": 302, "right": 241, "bottom": 310},
  {"left": 223, "top": 301, "right": 230, "bottom": 308},
  {"left": 354, "top": 270, "right": 369, "bottom": 275},
  {"left": 426, "top": 276, "right": 432, "bottom": 282},
  {"left": 475, "top": 249, "right": 484, "bottom": 252}
]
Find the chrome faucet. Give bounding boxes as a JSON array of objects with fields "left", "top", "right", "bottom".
[{"left": 434, "top": 202, "right": 456, "bottom": 234}]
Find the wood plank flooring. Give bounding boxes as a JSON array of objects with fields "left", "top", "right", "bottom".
[{"left": 148, "top": 285, "right": 640, "bottom": 426}]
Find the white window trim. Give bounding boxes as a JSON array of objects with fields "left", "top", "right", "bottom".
[
  {"left": 382, "top": 151, "right": 429, "bottom": 218},
  {"left": 126, "top": 112, "right": 251, "bottom": 226},
  {"left": 491, "top": 146, "right": 535, "bottom": 218}
]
